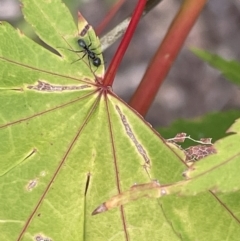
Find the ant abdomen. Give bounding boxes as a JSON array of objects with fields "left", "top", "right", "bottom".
[{"left": 92, "top": 57, "right": 101, "bottom": 67}]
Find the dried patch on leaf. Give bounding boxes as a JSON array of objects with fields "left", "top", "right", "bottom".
[
  {"left": 28, "top": 80, "right": 91, "bottom": 92},
  {"left": 115, "top": 105, "right": 150, "bottom": 167},
  {"left": 185, "top": 144, "right": 217, "bottom": 162},
  {"left": 35, "top": 234, "right": 52, "bottom": 241},
  {"left": 26, "top": 178, "right": 38, "bottom": 191},
  {"left": 80, "top": 24, "right": 90, "bottom": 37},
  {"left": 166, "top": 133, "right": 216, "bottom": 163},
  {"left": 169, "top": 132, "right": 187, "bottom": 143}
]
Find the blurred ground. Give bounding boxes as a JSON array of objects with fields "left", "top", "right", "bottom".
[{"left": 1, "top": 0, "right": 240, "bottom": 127}]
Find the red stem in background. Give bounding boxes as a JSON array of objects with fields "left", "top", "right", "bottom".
[
  {"left": 103, "top": 0, "right": 147, "bottom": 87},
  {"left": 96, "top": 0, "right": 125, "bottom": 36},
  {"left": 129, "top": 0, "right": 208, "bottom": 116}
]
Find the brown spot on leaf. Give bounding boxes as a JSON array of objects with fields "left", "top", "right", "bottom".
[
  {"left": 26, "top": 179, "right": 38, "bottom": 191},
  {"left": 80, "top": 24, "right": 90, "bottom": 37}
]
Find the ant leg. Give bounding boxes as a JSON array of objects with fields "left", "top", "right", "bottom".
[
  {"left": 87, "top": 55, "right": 92, "bottom": 68},
  {"left": 87, "top": 42, "right": 92, "bottom": 49},
  {"left": 93, "top": 66, "right": 98, "bottom": 73},
  {"left": 57, "top": 46, "right": 84, "bottom": 53},
  {"left": 89, "top": 43, "right": 102, "bottom": 55},
  {"left": 87, "top": 34, "right": 99, "bottom": 52},
  {"left": 67, "top": 49, "right": 85, "bottom": 53},
  {"left": 71, "top": 53, "right": 87, "bottom": 64},
  {"left": 86, "top": 55, "right": 98, "bottom": 74}
]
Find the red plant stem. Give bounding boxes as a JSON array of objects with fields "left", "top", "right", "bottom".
[
  {"left": 129, "top": 0, "right": 208, "bottom": 116},
  {"left": 103, "top": 0, "right": 147, "bottom": 87},
  {"left": 96, "top": 0, "right": 126, "bottom": 36}
]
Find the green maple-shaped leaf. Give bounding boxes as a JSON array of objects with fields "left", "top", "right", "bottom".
[
  {"left": 0, "top": 1, "right": 185, "bottom": 240},
  {"left": 1, "top": 1, "right": 240, "bottom": 241}
]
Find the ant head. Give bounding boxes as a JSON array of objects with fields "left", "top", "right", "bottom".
[
  {"left": 77, "top": 39, "right": 86, "bottom": 48},
  {"left": 92, "top": 57, "right": 101, "bottom": 67}
]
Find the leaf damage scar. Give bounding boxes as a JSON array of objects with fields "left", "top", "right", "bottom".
[
  {"left": 27, "top": 80, "right": 91, "bottom": 92},
  {"left": 115, "top": 105, "right": 151, "bottom": 166},
  {"left": 80, "top": 24, "right": 90, "bottom": 37},
  {"left": 0, "top": 148, "right": 37, "bottom": 177},
  {"left": 35, "top": 234, "right": 52, "bottom": 241},
  {"left": 25, "top": 170, "right": 47, "bottom": 192},
  {"left": 23, "top": 148, "right": 37, "bottom": 160},
  {"left": 0, "top": 87, "right": 23, "bottom": 91},
  {"left": 84, "top": 172, "right": 91, "bottom": 196},
  {"left": 26, "top": 178, "right": 38, "bottom": 191}
]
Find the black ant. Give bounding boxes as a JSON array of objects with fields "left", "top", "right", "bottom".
[
  {"left": 60, "top": 33, "right": 103, "bottom": 71},
  {"left": 65, "top": 37, "right": 102, "bottom": 69},
  {"left": 76, "top": 39, "right": 101, "bottom": 67}
]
